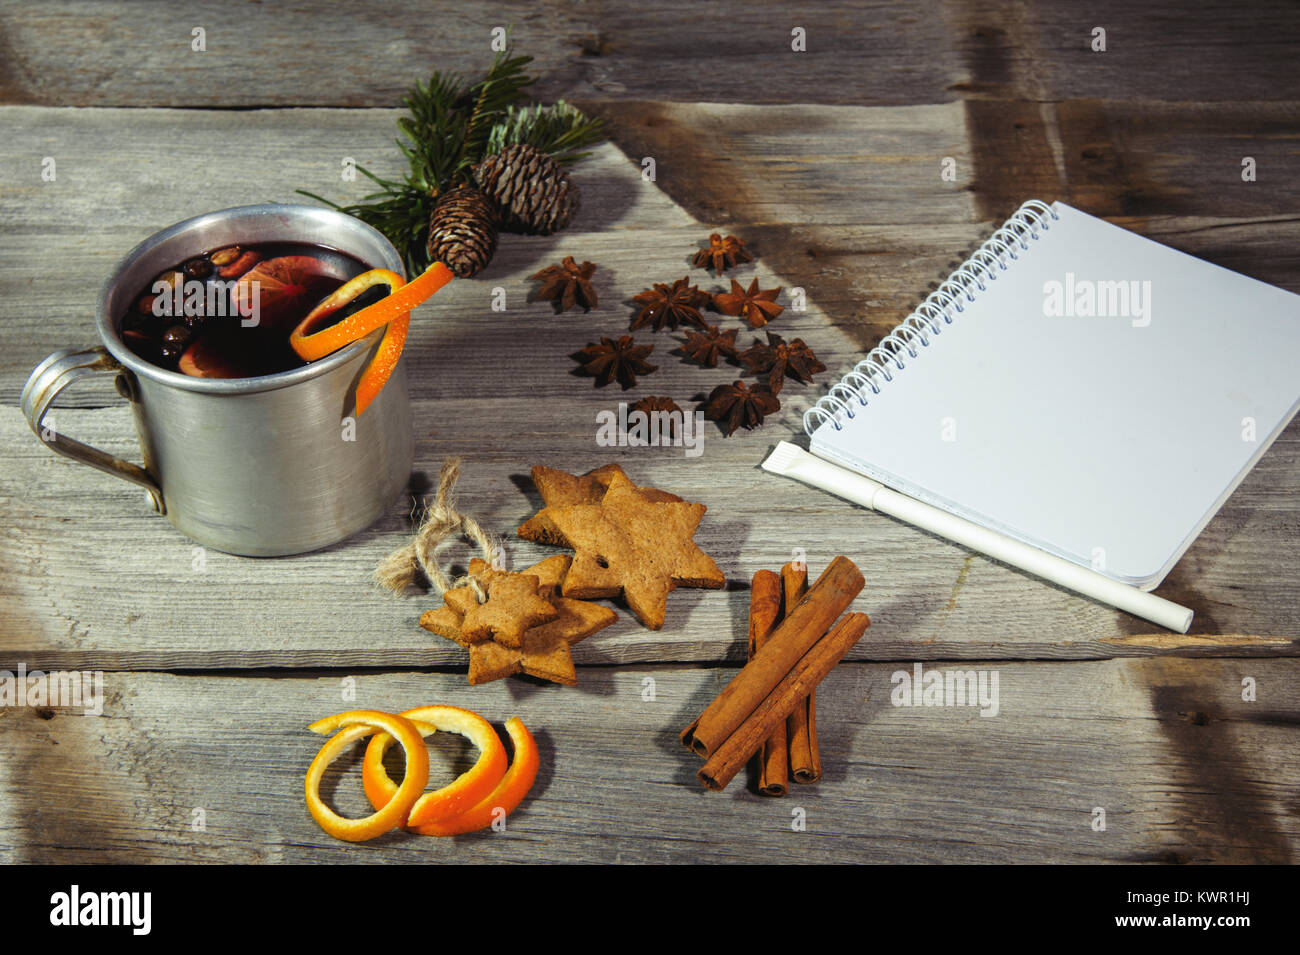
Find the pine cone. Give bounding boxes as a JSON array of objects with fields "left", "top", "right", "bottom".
[
  {"left": 427, "top": 185, "right": 498, "bottom": 278},
  {"left": 473, "top": 143, "right": 580, "bottom": 236}
]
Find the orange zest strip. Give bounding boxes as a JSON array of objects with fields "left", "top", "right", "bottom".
[
  {"left": 408, "top": 717, "right": 539, "bottom": 837},
  {"left": 290, "top": 262, "right": 453, "bottom": 362},
  {"left": 290, "top": 269, "right": 401, "bottom": 361},
  {"left": 354, "top": 310, "right": 408, "bottom": 416},
  {"left": 304, "top": 710, "right": 429, "bottom": 843},
  {"left": 363, "top": 705, "right": 508, "bottom": 828}
]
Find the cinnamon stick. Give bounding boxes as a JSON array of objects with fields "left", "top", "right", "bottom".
[
  {"left": 779, "top": 560, "right": 808, "bottom": 615},
  {"left": 681, "top": 555, "right": 864, "bottom": 758},
  {"left": 748, "top": 570, "right": 787, "bottom": 797},
  {"left": 788, "top": 695, "right": 821, "bottom": 783},
  {"left": 747, "top": 570, "right": 782, "bottom": 657},
  {"left": 781, "top": 561, "right": 821, "bottom": 783},
  {"left": 699, "top": 612, "right": 870, "bottom": 792}
]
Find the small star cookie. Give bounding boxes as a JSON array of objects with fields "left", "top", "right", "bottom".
[
  {"left": 456, "top": 573, "right": 557, "bottom": 647},
  {"left": 419, "top": 555, "right": 618, "bottom": 685}
]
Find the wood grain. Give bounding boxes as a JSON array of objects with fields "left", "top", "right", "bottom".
[
  {"left": 2, "top": 1, "right": 1296, "bottom": 108},
  {"left": 2, "top": 107, "right": 1297, "bottom": 670},
  {"left": 0, "top": 1, "right": 964, "bottom": 108},
  {"left": 0, "top": 660, "right": 1293, "bottom": 863}
]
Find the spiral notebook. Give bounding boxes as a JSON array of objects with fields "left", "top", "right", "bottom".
[{"left": 804, "top": 200, "right": 1300, "bottom": 590}]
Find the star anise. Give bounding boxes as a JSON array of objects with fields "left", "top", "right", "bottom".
[
  {"left": 678, "top": 324, "right": 739, "bottom": 368},
  {"left": 631, "top": 277, "right": 709, "bottom": 331},
  {"left": 740, "top": 332, "right": 827, "bottom": 395},
  {"left": 702, "top": 380, "right": 781, "bottom": 435},
  {"left": 531, "top": 256, "right": 598, "bottom": 312},
  {"left": 630, "top": 396, "right": 684, "bottom": 440},
  {"left": 573, "top": 335, "right": 657, "bottom": 390},
  {"left": 714, "top": 277, "right": 784, "bottom": 327},
  {"left": 692, "top": 233, "right": 753, "bottom": 274},
  {"left": 631, "top": 395, "right": 682, "bottom": 416}
]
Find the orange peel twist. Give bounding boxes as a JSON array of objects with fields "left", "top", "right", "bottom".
[
  {"left": 289, "top": 261, "right": 454, "bottom": 415},
  {"left": 304, "top": 710, "right": 429, "bottom": 843},
  {"left": 362, "top": 705, "right": 509, "bottom": 828},
  {"left": 407, "top": 716, "right": 539, "bottom": 837}
]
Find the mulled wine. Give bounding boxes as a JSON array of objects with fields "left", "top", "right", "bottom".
[{"left": 120, "top": 242, "right": 377, "bottom": 378}]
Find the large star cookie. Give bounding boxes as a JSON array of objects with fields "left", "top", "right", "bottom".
[
  {"left": 518, "top": 464, "right": 683, "bottom": 545},
  {"left": 526, "top": 471, "right": 725, "bottom": 630},
  {"left": 420, "top": 555, "right": 617, "bottom": 685}
]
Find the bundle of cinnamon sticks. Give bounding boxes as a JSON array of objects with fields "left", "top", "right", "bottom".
[{"left": 681, "top": 555, "right": 869, "bottom": 792}]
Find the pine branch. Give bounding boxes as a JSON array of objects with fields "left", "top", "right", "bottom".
[
  {"left": 294, "top": 43, "right": 603, "bottom": 276},
  {"left": 485, "top": 101, "right": 605, "bottom": 165},
  {"left": 399, "top": 70, "right": 471, "bottom": 196},
  {"left": 452, "top": 50, "right": 535, "bottom": 184}
]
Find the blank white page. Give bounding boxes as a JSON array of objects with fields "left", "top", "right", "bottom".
[{"left": 809, "top": 201, "right": 1300, "bottom": 588}]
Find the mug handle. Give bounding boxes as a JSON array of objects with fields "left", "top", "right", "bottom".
[{"left": 21, "top": 346, "right": 165, "bottom": 513}]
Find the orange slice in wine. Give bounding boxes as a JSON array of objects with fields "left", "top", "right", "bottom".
[
  {"left": 177, "top": 331, "right": 251, "bottom": 378},
  {"left": 231, "top": 255, "right": 351, "bottom": 331}
]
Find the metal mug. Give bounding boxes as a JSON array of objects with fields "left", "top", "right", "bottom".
[{"left": 20, "top": 204, "right": 414, "bottom": 557}]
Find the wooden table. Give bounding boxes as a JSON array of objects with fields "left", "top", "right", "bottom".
[{"left": 1, "top": 0, "right": 1297, "bottom": 863}]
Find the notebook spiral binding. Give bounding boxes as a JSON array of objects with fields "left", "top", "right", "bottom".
[{"left": 803, "top": 199, "right": 1060, "bottom": 435}]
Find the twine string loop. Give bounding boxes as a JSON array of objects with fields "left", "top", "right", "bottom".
[{"left": 373, "top": 457, "right": 501, "bottom": 601}]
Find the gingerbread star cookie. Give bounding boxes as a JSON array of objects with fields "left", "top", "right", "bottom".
[
  {"left": 528, "top": 471, "right": 725, "bottom": 630},
  {"left": 419, "top": 555, "right": 617, "bottom": 685},
  {"left": 518, "top": 464, "right": 683, "bottom": 545},
  {"left": 451, "top": 570, "right": 557, "bottom": 647}
]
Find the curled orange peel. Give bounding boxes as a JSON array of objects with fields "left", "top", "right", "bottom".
[
  {"left": 362, "top": 705, "right": 508, "bottom": 828},
  {"left": 290, "top": 262, "right": 453, "bottom": 360},
  {"left": 291, "top": 269, "right": 401, "bottom": 361},
  {"left": 304, "top": 709, "right": 429, "bottom": 843},
  {"left": 289, "top": 262, "right": 453, "bottom": 415},
  {"left": 353, "top": 309, "right": 408, "bottom": 416},
  {"left": 408, "top": 716, "right": 539, "bottom": 837}
]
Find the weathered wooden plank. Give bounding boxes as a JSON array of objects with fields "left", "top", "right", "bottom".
[
  {"left": 0, "top": 101, "right": 974, "bottom": 248},
  {"left": 0, "top": 660, "right": 1294, "bottom": 863},
  {"left": 947, "top": 0, "right": 1300, "bottom": 104},
  {"left": 588, "top": 97, "right": 1300, "bottom": 225},
  {"left": 587, "top": 96, "right": 1300, "bottom": 252},
  {"left": 0, "top": 1, "right": 967, "bottom": 108},
  {"left": 2, "top": 1, "right": 1297, "bottom": 108},
  {"left": 968, "top": 99, "right": 1300, "bottom": 221},
  {"left": 579, "top": 100, "right": 978, "bottom": 227},
  {"left": 961, "top": 98, "right": 1300, "bottom": 268},
  {"left": 2, "top": 383, "right": 1298, "bottom": 671},
  {"left": 581, "top": 98, "right": 1300, "bottom": 350}
]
